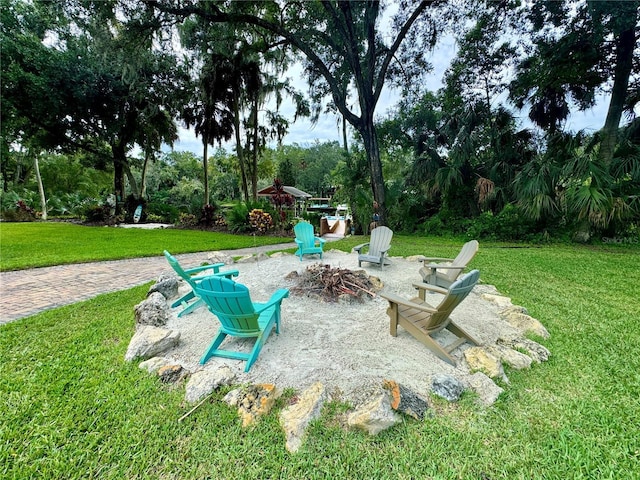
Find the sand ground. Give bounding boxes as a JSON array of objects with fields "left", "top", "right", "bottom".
[{"left": 162, "top": 249, "right": 521, "bottom": 402}]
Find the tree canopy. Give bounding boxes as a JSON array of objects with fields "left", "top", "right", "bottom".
[{"left": 2, "top": 0, "right": 638, "bottom": 238}]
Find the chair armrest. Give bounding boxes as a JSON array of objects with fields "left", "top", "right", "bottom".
[
  {"left": 422, "top": 263, "right": 462, "bottom": 270},
  {"left": 184, "top": 262, "right": 225, "bottom": 275},
  {"left": 192, "top": 269, "right": 239, "bottom": 281},
  {"left": 354, "top": 242, "right": 369, "bottom": 253},
  {"left": 315, "top": 237, "right": 326, "bottom": 245},
  {"left": 254, "top": 289, "right": 290, "bottom": 313},
  {"left": 412, "top": 282, "right": 448, "bottom": 295},
  {"left": 294, "top": 238, "right": 303, "bottom": 247},
  {"left": 380, "top": 292, "right": 438, "bottom": 313},
  {"left": 422, "top": 257, "right": 453, "bottom": 264},
  {"left": 215, "top": 269, "right": 239, "bottom": 279},
  {"left": 380, "top": 247, "right": 391, "bottom": 254}
]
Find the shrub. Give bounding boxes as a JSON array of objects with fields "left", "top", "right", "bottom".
[
  {"left": 82, "top": 203, "right": 112, "bottom": 223},
  {"left": 145, "top": 213, "right": 165, "bottom": 223},
  {"left": 200, "top": 203, "right": 218, "bottom": 226},
  {"left": 178, "top": 213, "right": 198, "bottom": 227},
  {"left": 226, "top": 202, "right": 251, "bottom": 233},
  {"left": 420, "top": 211, "right": 470, "bottom": 236},
  {"left": 226, "top": 200, "right": 275, "bottom": 234},
  {"left": 301, "top": 212, "right": 322, "bottom": 231},
  {"left": 146, "top": 201, "right": 180, "bottom": 224},
  {"left": 1, "top": 200, "right": 38, "bottom": 222},
  {"left": 249, "top": 209, "right": 273, "bottom": 233},
  {"left": 464, "top": 204, "right": 545, "bottom": 242}
]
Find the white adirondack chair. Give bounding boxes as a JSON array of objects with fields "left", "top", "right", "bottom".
[{"left": 354, "top": 226, "right": 393, "bottom": 268}]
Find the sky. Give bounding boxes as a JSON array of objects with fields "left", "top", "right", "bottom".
[{"left": 168, "top": 34, "right": 611, "bottom": 158}]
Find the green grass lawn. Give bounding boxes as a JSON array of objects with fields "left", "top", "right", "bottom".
[
  {"left": 0, "top": 222, "right": 293, "bottom": 271},
  {"left": 1, "top": 222, "right": 639, "bottom": 478}
]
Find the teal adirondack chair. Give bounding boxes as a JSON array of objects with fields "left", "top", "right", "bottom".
[
  {"left": 164, "top": 250, "right": 239, "bottom": 317},
  {"left": 294, "top": 221, "right": 326, "bottom": 261},
  {"left": 194, "top": 276, "right": 289, "bottom": 372},
  {"left": 354, "top": 226, "right": 393, "bottom": 268}
]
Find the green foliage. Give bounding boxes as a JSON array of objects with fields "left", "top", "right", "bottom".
[
  {"left": 82, "top": 203, "right": 113, "bottom": 224},
  {"left": 225, "top": 202, "right": 252, "bottom": 233},
  {"left": 301, "top": 211, "right": 322, "bottom": 230},
  {"left": 510, "top": 0, "right": 637, "bottom": 136},
  {"left": 464, "top": 204, "right": 548, "bottom": 242},
  {"left": 276, "top": 157, "right": 296, "bottom": 186},
  {"left": 0, "top": 190, "right": 21, "bottom": 217},
  {"left": 421, "top": 204, "right": 554, "bottom": 242},
  {"left": 1, "top": 199, "right": 38, "bottom": 222},
  {"left": 145, "top": 199, "right": 180, "bottom": 224},
  {"left": 0, "top": 150, "right": 113, "bottom": 219},
  {"left": 265, "top": 142, "right": 344, "bottom": 197},
  {"left": 225, "top": 199, "right": 278, "bottom": 234}
]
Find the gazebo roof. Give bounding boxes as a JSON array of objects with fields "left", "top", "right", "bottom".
[{"left": 256, "top": 185, "right": 312, "bottom": 199}]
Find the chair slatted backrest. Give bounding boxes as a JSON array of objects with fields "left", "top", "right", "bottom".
[
  {"left": 369, "top": 226, "right": 393, "bottom": 257},
  {"left": 195, "top": 276, "right": 261, "bottom": 335},
  {"left": 294, "top": 221, "right": 316, "bottom": 249},
  {"left": 443, "top": 240, "right": 479, "bottom": 282},
  {"left": 423, "top": 270, "right": 480, "bottom": 333},
  {"left": 164, "top": 251, "right": 196, "bottom": 286}
]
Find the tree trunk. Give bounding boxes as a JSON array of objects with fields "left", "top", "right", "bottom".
[
  {"left": 203, "top": 141, "right": 209, "bottom": 206},
  {"left": 140, "top": 152, "right": 150, "bottom": 199},
  {"left": 359, "top": 118, "right": 386, "bottom": 226},
  {"left": 598, "top": 9, "right": 637, "bottom": 166},
  {"left": 250, "top": 97, "right": 259, "bottom": 201},
  {"left": 33, "top": 151, "right": 47, "bottom": 220},
  {"left": 123, "top": 162, "right": 140, "bottom": 199},
  {"left": 234, "top": 107, "right": 249, "bottom": 202},
  {"left": 112, "top": 144, "right": 127, "bottom": 213},
  {"left": 342, "top": 115, "right": 349, "bottom": 154}
]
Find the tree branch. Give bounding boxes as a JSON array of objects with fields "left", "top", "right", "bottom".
[{"left": 374, "top": 0, "right": 438, "bottom": 103}]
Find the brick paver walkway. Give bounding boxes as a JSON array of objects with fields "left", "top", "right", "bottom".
[{"left": 0, "top": 244, "right": 295, "bottom": 325}]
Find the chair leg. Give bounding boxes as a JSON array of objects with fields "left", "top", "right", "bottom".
[
  {"left": 244, "top": 314, "right": 279, "bottom": 372},
  {"left": 398, "top": 317, "right": 457, "bottom": 365},
  {"left": 418, "top": 334, "right": 457, "bottom": 366},
  {"left": 388, "top": 305, "right": 398, "bottom": 337},
  {"left": 200, "top": 331, "right": 228, "bottom": 365},
  {"left": 274, "top": 310, "right": 281, "bottom": 334},
  {"left": 245, "top": 332, "right": 266, "bottom": 372},
  {"left": 447, "top": 321, "right": 480, "bottom": 346},
  {"left": 177, "top": 298, "right": 204, "bottom": 317},
  {"left": 171, "top": 290, "right": 195, "bottom": 308}
]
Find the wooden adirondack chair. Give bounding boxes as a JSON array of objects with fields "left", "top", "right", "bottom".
[
  {"left": 419, "top": 240, "right": 479, "bottom": 288},
  {"left": 194, "top": 276, "right": 289, "bottom": 372},
  {"left": 164, "top": 250, "right": 239, "bottom": 318},
  {"left": 294, "top": 221, "right": 326, "bottom": 261},
  {"left": 382, "top": 269, "right": 481, "bottom": 366},
  {"left": 354, "top": 226, "right": 393, "bottom": 268}
]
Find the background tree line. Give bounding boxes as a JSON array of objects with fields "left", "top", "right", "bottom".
[{"left": 1, "top": 0, "right": 638, "bottom": 240}]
